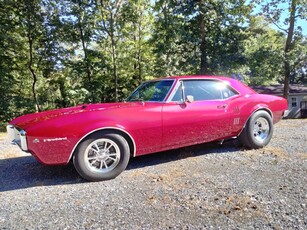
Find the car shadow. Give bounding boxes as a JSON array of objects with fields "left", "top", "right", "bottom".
[
  {"left": 0, "top": 156, "right": 83, "bottom": 192},
  {"left": 0, "top": 140, "right": 240, "bottom": 192},
  {"left": 126, "top": 140, "right": 240, "bottom": 170}
]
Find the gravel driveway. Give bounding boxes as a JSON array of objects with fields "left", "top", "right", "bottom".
[{"left": 0, "top": 119, "right": 306, "bottom": 229}]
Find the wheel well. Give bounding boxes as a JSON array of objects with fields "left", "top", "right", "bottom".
[
  {"left": 258, "top": 108, "right": 273, "bottom": 118},
  {"left": 237, "top": 108, "right": 273, "bottom": 137},
  {"left": 70, "top": 128, "right": 135, "bottom": 162},
  {"left": 87, "top": 129, "right": 135, "bottom": 157},
  {"left": 248, "top": 108, "right": 273, "bottom": 124}
]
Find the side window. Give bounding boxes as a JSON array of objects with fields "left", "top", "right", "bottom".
[
  {"left": 171, "top": 84, "right": 183, "bottom": 102},
  {"left": 221, "top": 86, "right": 238, "bottom": 99},
  {"left": 170, "top": 80, "right": 238, "bottom": 101},
  {"left": 183, "top": 80, "right": 213, "bottom": 100}
]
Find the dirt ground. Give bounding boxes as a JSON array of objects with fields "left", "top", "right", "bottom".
[{"left": 0, "top": 119, "right": 306, "bottom": 229}]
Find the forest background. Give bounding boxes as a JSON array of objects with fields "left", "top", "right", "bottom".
[{"left": 0, "top": 0, "right": 306, "bottom": 129}]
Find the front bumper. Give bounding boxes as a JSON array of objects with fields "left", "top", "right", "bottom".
[{"left": 6, "top": 125, "right": 28, "bottom": 151}]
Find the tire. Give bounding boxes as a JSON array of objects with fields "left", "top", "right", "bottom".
[
  {"left": 238, "top": 110, "right": 273, "bottom": 149},
  {"left": 73, "top": 132, "right": 130, "bottom": 182}
]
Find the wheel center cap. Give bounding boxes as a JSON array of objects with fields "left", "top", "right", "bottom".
[
  {"left": 99, "top": 150, "right": 107, "bottom": 158},
  {"left": 254, "top": 125, "right": 260, "bottom": 134}
]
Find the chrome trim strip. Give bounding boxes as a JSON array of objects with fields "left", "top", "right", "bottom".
[
  {"left": 126, "top": 79, "right": 175, "bottom": 103},
  {"left": 68, "top": 127, "right": 137, "bottom": 163},
  {"left": 166, "top": 78, "right": 240, "bottom": 103},
  {"left": 166, "top": 80, "right": 182, "bottom": 102}
]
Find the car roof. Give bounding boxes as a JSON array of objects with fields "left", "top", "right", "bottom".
[
  {"left": 161, "top": 75, "right": 231, "bottom": 82},
  {"left": 156, "top": 75, "right": 256, "bottom": 95}
]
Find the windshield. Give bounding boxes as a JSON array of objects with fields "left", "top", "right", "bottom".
[{"left": 126, "top": 80, "right": 174, "bottom": 102}]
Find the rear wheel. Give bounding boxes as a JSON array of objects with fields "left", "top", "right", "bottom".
[
  {"left": 73, "top": 132, "right": 130, "bottom": 181},
  {"left": 238, "top": 110, "right": 273, "bottom": 149}
]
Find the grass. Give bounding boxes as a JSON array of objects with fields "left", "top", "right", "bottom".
[{"left": 0, "top": 123, "right": 7, "bottom": 132}]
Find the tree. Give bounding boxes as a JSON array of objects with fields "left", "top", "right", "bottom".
[
  {"left": 0, "top": 0, "right": 41, "bottom": 122},
  {"left": 97, "top": 0, "right": 127, "bottom": 101},
  {"left": 0, "top": 0, "right": 17, "bottom": 121},
  {"left": 118, "top": 0, "right": 155, "bottom": 89},
  {"left": 290, "top": 36, "right": 307, "bottom": 84},
  {"left": 243, "top": 16, "right": 285, "bottom": 85},
  {"left": 14, "top": 0, "right": 61, "bottom": 111},
  {"left": 152, "top": 1, "right": 184, "bottom": 76},
  {"left": 152, "top": 0, "right": 252, "bottom": 76},
  {"left": 58, "top": 0, "right": 101, "bottom": 102},
  {"left": 256, "top": 0, "right": 307, "bottom": 98}
]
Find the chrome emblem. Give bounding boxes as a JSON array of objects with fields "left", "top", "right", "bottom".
[
  {"left": 43, "top": 137, "right": 67, "bottom": 142},
  {"left": 233, "top": 117, "right": 240, "bottom": 125}
]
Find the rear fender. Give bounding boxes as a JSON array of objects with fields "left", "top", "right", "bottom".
[{"left": 237, "top": 106, "right": 273, "bottom": 137}]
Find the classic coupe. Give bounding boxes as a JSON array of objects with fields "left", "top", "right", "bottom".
[{"left": 7, "top": 76, "right": 288, "bottom": 181}]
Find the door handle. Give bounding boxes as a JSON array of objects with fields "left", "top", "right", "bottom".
[{"left": 217, "top": 104, "right": 228, "bottom": 109}]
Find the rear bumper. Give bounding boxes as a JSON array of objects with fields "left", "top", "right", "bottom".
[
  {"left": 6, "top": 125, "right": 28, "bottom": 151},
  {"left": 283, "top": 110, "right": 290, "bottom": 118}
]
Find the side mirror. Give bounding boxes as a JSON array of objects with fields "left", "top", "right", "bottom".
[{"left": 186, "top": 95, "right": 194, "bottom": 103}]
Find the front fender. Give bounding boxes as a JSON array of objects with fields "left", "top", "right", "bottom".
[{"left": 25, "top": 111, "right": 132, "bottom": 165}]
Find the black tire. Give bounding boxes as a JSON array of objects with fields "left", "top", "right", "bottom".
[
  {"left": 73, "top": 132, "right": 130, "bottom": 181},
  {"left": 238, "top": 110, "right": 273, "bottom": 149}
]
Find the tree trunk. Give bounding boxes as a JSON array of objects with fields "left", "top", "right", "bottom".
[
  {"left": 111, "top": 38, "right": 118, "bottom": 101},
  {"left": 162, "top": 4, "right": 170, "bottom": 76},
  {"left": 79, "top": 24, "right": 92, "bottom": 85},
  {"left": 28, "top": 35, "right": 41, "bottom": 112},
  {"left": 77, "top": 7, "right": 93, "bottom": 101},
  {"left": 199, "top": 4, "right": 208, "bottom": 75},
  {"left": 29, "top": 66, "right": 41, "bottom": 112},
  {"left": 283, "top": 0, "right": 297, "bottom": 99},
  {"left": 109, "top": 12, "right": 118, "bottom": 102},
  {"left": 137, "top": 19, "right": 142, "bottom": 82}
]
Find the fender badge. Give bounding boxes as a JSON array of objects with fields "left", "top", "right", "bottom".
[
  {"left": 33, "top": 139, "right": 40, "bottom": 143},
  {"left": 43, "top": 137, "right": 68, "bottom": 142}
]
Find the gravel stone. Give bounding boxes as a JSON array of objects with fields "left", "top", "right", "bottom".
[{"left": 0, "top": 119, "right": 306, "bottom": 229}]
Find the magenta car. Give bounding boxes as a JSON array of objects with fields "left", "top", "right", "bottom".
[{"left": 7, "top": 76, "right": 288, "bottom": 181}]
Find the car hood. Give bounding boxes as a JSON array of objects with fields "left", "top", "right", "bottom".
[{"left": 10, "top": 102, "right": 142, "bottom": 130}]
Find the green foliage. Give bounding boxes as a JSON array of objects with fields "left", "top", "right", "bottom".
[
  {"left": 253, "top": 0, "right": 307, "bottom": 97},
  {"left": 242, "top": 16, "right": 286, "bottom": 85},
  {"left": 151, "top": 0, "right": 252, "bottom": 76}
]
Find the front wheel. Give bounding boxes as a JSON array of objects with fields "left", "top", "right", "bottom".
[
  {"left": 238, "top": 110, "right": 273, "bottom": 149},
  {"left": 73, "top": 132, "right": 130, "bottom": 181}
]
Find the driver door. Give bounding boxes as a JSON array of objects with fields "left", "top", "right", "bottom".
[{"left": 162, "top": 79, "right": 238, "bottom": 149}]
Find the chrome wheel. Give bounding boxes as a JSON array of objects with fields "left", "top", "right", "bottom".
[
  {"left": 238, "top": 110, "right": 273, "bottom": 149},
  {"left": 84, "top": 138, "right": 121, "bottom": 173},
  {"left": 74, "top": 132, "right": 130, "bottom": 181},
  {"left": 253, "top": 117, "right": 270, "bottom": 143}
]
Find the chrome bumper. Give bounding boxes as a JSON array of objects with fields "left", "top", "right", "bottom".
[
  {"left": 283, "top": 110, "right": 290, "bottom": 118},
  {"left": 6, "top": 125, "right": 28, "bottom": 151}
]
